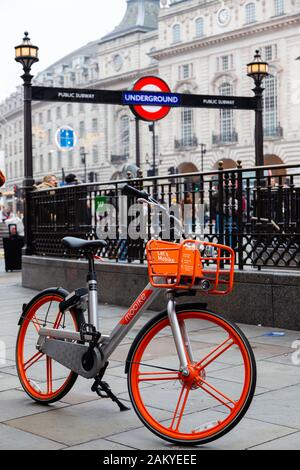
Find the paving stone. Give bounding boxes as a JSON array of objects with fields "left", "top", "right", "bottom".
[
  {"left": 107, "top": 415, "right": 295, "bottom": 450},
  {"left": 65, "top": 439, "right": 133, "bottom": 450},
  {"left": 211, "top": 360, "right": 300, "bottom": 391},
  {"left": 0, "top": 389, "right": 67, "bottom": 422},
  {"left": 245, "top": 384, "right": 300, "bottom": 430},
  {"left": 0, "top": 423, "right": 65, "bottom": 450},
  {"left": 0, "top": 371, "right": 22, "bottom": 392},
  {"left": 250, "top": 431, "right": 300, "bottom": 450},
  {"left": 7, "top": 399, "right": 172, "bottom": 446}
]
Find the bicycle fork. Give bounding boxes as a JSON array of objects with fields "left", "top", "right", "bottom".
[{"left": 167, "top": 291, "right": 193, "bottom": 376}]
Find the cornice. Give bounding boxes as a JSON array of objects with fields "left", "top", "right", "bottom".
[
  {"left": 91, "top": 65, "right": 158, "bottom": 87},
  {"left": 152, "top": 14, "right": 300, "bottom": 60}
]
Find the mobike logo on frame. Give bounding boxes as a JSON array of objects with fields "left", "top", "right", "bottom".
[{"left": 120, "top": 290, "right": 153, "bottom": 325}]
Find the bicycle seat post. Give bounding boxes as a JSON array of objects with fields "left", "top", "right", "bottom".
[{"left": 87, "top": 252, "right": 99, "bottom": 332}]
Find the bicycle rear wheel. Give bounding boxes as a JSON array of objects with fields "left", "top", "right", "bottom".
[
  {"left": 16, "top": 288, "right": 85, "bottom": 404},
  {"left": 127, "top": 307, "right": 256, "bottom": 446}
]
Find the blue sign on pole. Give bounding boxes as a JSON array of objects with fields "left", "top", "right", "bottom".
[{"left": 55, "top": 126, "right": 77, "bottom": 151}]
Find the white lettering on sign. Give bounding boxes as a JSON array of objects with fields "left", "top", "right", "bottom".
[
  {"left": 57, "top": 92, "right": 95, "bottom": 100},
  {"left": 203, "top": 98, "right": 235, "bottom": 106},
  {"left": 124, "top": 93, "right": 179, "bottom": 105}
]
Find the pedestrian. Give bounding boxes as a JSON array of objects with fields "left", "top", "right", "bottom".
[
  {"left": 181, "top": 192, "right": 193, "bottom": 236},
  {"left": 35, "top": 174, "right": 58, "bottom": 191},
  {"left": 65, "top": 173, "right": 80, "bottom": 185}
]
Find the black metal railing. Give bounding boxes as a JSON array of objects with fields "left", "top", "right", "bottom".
[
  {"left": 28, "top": 162, "right": 300, "bottom": 270},
  {"left": 174, "top": 136, "right": 198, "bottom": 150},
  {"left": 212, "top": 131, "right": 238, "bottom": 145}
]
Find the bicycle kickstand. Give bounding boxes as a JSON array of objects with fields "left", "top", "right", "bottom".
[{"left": 91, "top": 378, "right": 130, "bottom": 412}]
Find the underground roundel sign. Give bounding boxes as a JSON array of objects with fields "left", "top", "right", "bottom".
[{"left": 126, "top": 76, "right": 174, "bottom": 122}]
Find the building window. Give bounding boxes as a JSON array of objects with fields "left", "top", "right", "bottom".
[
  {"left": 172, "top": 24, "right": 181, "bottom": 43},
  {"left": 92, "top": 145, "right": 99, "bottom": 163},
  {"left": 120, "top": 115, "right": 130, "bottom": 156},
  {"left": 274, "top": 0, "right": 284, "bottom": 16},
  {"left": 245, "top": 3, "right": 256, "bottom": 24},
  {"left": 19, "top": 160, "right": 22, "bottom": 177},
  {"left": 264, "top": 44, "right": 277, "bottom": 62},
  {"left": 219, "top": 82, "right": 234, "bottom": 142},
  {"left": 217, "top": 54, "right": 234, "bottom": 72},
  {"left": 79, "top": 103, "right": 85, "bottom": 113},
  {"left": 179, "top": 64, "right": 193, "bottom": 80},
  {"left": 264, "top": 74, "right": 278, "bottom": 136},
  {"left": 67, "top": 104, "right": 73, "bottom": 116},
  {"left": 48, "top": 129, "right": 52, "bottom": 145},
  {"left": 48, "top": 152, "right": 52, "bottom": 170},
  {"left": 56, "top": 107, "right": 62, "bottom": 119},
  {"left": 57, "top": 151, "right": 62, "bottom": 170},
  {"left": 79, "top": 121, "right": 85, "bottom": 139},
  {"left": 181, "top": 108, "right": 194, "bottom": 146},
  {"left": 195, "top": 18, "right": 204, "bottom": 37},
  {"left": 92, "top": 118, "right": 98, "bottom": 133},
  {"left": 40, "top": 154, "right": 44, "bottom": 173},
  {"left": 47, "top": 109, "right": 52, "bottom": 122},
  {"left": 39, "top": 112, "right": 43, "bottom": 125},
  {"left": 68, "top": 151, "right": 73, "bottom": 168},
  {"left": 14, "top": 161, "right": 18, "bottom": 178}
]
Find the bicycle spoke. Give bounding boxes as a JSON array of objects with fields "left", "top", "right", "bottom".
[
  {"left": 169, "top": 385, "right": 190, "bottom": 432},
  {"left": 24, "top": 351, "right": 44, "bottom": 372},
  {"left": 138, "top": 371, "right": 180, "bottom": 382},
  {"left": 46, "top": 357, "right": 53, "bottom": 394},
  {"left": 31, "top": 315, "right": 42, "bottom": 333},
  {"left": 199, "top": 377, "right": 236, "bottom": 410},
  {"left": 196, "top": 337, "right": 235, "bottom": 369},
  {"left": 53, "top": 311, "right": 63, "bottom": 330}
]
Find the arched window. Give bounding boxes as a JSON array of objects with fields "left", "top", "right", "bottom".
[
  {"left": 218, "top": 83, "right": 236, "bottom": 143},
  {"left": 172, "top": 24, "right": 181, "bottom": 43},
  {"left": 120, "top": 116, "right": 130, "bottom": 156},
  {"left": 274, "top": 0, "right": 284, "bottom": 16},
  {"left": 195, "top": 18, "right": 204, "bottom": 37},
  {"left": 245, "top": 3, "right": 256, "bottom": 24},
  {"left": 263, "top": 74, "right": 279, "bottom": 137}
]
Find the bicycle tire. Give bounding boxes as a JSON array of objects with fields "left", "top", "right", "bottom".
[
  {"left": 16, "top": 288, "right": 85, "bottom": 404},
  {"left": 127, "top": 305, "right": 256, "bottom": 446}
]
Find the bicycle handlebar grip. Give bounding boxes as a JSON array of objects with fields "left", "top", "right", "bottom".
[{"left": 122, "top": 184, "right": 150, "bottom": 200}]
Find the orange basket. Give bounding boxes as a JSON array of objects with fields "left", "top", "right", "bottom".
[{"left": 146, "top": 239, "right": 235, "bottom": 295}]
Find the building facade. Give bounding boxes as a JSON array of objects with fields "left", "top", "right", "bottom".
[{"left": 0, "top": 0, "right": 300, "bottom": 190}]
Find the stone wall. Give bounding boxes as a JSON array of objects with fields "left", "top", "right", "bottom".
[{"left": 22, "top": 255, "right": 300, "bottom": 330}]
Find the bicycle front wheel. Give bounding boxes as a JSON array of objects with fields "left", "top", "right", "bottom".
[{"left": 127, "top": 307, "right": 256, "bottom": 446}]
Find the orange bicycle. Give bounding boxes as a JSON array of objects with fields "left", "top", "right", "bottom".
[{"left": 16, "top": 185, "right": 256, "bottom": 446}]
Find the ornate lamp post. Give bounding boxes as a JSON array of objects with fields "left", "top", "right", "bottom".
[
  {"left": 247, "top": 50, "right": 269, "bottom": 167},
  {"left": 15, "top": 32, "right": 39, "bottom": 254}
]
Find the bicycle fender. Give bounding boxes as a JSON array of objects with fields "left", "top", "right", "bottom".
[
  {"left": 18, "top": 287, "right": 71, "bottom": 326},
  {"left": 124, "top": 302, "right": 207, "bottom": 374}
]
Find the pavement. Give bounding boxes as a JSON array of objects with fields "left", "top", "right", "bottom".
[{"left": 0, "top": 261, "right": 300, "bottom": 450}]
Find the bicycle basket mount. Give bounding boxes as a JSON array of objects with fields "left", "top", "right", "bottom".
[{"left": 146, "top": 240, "right": 235, "bottom": 295}]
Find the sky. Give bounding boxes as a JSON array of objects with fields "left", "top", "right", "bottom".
[{"left": 0, "top": 0, "right": 127, "bottom": 102}]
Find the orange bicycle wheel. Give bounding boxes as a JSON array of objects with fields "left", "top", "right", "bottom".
[
  {"left": 127, "top": 307, "right": 256, "bottom": 446},
  {"left": 16, "top": 288, "right": 84, "bottom": 404}
]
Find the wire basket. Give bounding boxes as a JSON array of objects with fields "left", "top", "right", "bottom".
[{"left": 146, "top": 239, "right": 235, "bottom": 295}]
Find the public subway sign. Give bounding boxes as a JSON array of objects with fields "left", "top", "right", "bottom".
[
  {"left": 128, "top": 76, "right": 175, "bottom": 122},
  {"left": 31, "top": 84, "right": 257, "bottom": 112}
]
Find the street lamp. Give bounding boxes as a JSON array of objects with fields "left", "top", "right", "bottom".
[
  {"left": 247, "top": 49, "right": 269, "bottom": 167},
  {"left": 15, "top": 32, "right": 39, "bottom": 255}
]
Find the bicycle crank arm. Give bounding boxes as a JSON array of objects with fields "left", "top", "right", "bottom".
[
  {"left": 38, "top": 327, "right": 110, "bottom": 344},
  {"left": 37, "top": 336, "right": 104, "bottom": 379}
]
